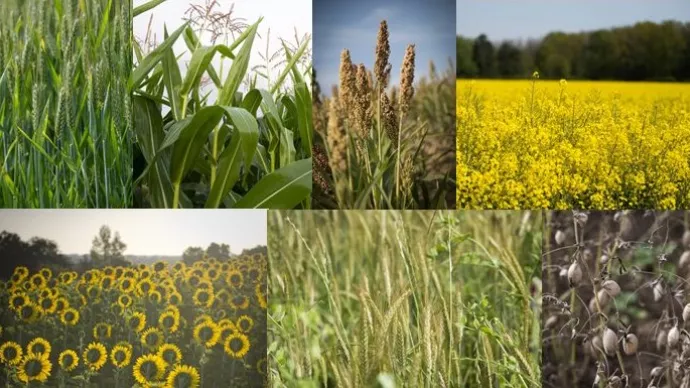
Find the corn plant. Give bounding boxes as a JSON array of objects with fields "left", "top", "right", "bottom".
[
  {"left": 0, "top": 0, "right": 132, "bottom": 208},
  {"left": 132, "top": 0, "right": 312, "bottom": 209}
]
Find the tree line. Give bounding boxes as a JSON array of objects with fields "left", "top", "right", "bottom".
[{"left": 457, "top": 20, "right": 690, "bottom": 81}]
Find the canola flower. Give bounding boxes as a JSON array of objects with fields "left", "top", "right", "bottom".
[{"left": 457, "top": 80, "right": 690, "bottom": 209}]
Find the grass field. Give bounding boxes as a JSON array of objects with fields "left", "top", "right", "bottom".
[
  {"left": 0, "top": 256, "right": 267, "bottom": 387},
  {"left": 457, "top": 79, "right": 690, "bottom": 209},
  {"left": 0, "top": 0, "right": 131, "bottom": 208},
  {"left": 268, "top": 210, "right": 541, "bottom": 387}
]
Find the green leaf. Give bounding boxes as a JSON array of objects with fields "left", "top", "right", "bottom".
[
  {"left": 205, "top": 133, "right": 243, "bottom": 208},
  {"left": 133, "top": 0, "right": 167, "bottom": 17},
  {"left": 270, "top": 36, "right": 310, "bottom": 94},
  {"left": 220, "top": 107, "right": 259, "bottom": 170},
  {"left": 294, "top": 81, "right": 313, "bottom": 156},
  {"left": 218, "top": 20, "right": 260, "bottom": 106},
  {"left": 170, "top": 106, "right": 225, "bottom": 187},
  {"left": 129, "top": 22, "right": 187, "bottom": 91},
  {"left": 232, "top": 158, "right": 312, "bottom": 209},
  {"left": 162, "top": 26, "right": 183, "bottom": 121}
]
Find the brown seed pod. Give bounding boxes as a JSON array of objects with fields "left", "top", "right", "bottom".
[
  {"left": 667, "top": 325, "right": 680, "bottom": 348},
  {"left": 623, "top": 333, "right": 638, "bottom": 355},
  {"left": 589, "top": 335, "right": 603, "bottom": 357},
  {"left": 545, "top": 315, "right": 558, "bottom": 330},
  {"left": 567, "top": 262, "right": 582, "bottom": 287},
  {"left": 683, "top": 303, "right": 690, "bottom": 323},
  {"left": 679, "top": 250, "right": 690, "bottom": 270},
  {"left": 653, "top": 281, "right": 664, "bottom": 302},
  {"left": 683, "top": 230, "right": 690, "bottom": 248},
  {"left": 650, "top": 366, "right": 664, "bottom": 379},
  {"left": 656, "top": 329, "right": 667, "bottom": 351},
  {"left": 555, "top": 230, "right": 566, "bottom": 245},
  {"left": 601, "top": 280, "right": 621, "bottom": 298},
  {"left": 599, "top": 254, "right": 610, "bottom": 265},
  {"left": 602, "top": 327, "right": 618, "bottom": 356}
]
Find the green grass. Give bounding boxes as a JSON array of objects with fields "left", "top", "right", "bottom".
[
  {"left": 132, "top": 0, "right": 312, "bottom": 209},
  {"left": 0, "top": 0, "right": 132, "bottom": 208},
  {"left": 268, "top": 210, "right": 542, "bottom": 387}
]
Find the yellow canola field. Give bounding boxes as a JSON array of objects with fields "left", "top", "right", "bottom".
[{"left": 457, "top": 79, "right": 690, "bottom": 209}]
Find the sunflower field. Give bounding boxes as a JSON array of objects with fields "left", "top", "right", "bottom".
[
  {"left": 0, "top": 255, "right": 267, "bottom": 387},
  {"left": 457, "top": 79, "right": 690, "bottom": 209}
]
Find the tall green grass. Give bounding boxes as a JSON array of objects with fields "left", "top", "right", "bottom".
[
  {"left": 268, "top": 210, "right": 542, "bottom": 387},
  {"left": 0, "top": 0, "right": 132, "bottom": 208},
  {"left": 132, "top": 0, "right": 312, "bottom": 209}
]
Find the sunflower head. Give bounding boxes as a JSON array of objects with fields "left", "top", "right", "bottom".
[
  {"left": 153, "top": 261, "right": 167, "bottom": 273},
  {"left": 141, "top": 327, "right": 164, "bottom": 351},
  {"left": 227, "top": 269, "right": 244, "bottom": 288},
  {"left": 148, "top": 289, "right": 163, "bottom": 305},
  {"left": 257, "top": 357, "right": 267, "bottom": 375},
  {"left": 9, "top": 293, "right": 28, "bottom": 311},
  {"left": 159, "top": 310, "right": 180, "bottom": 333},
  {"left": 93, "top": 322, "right": 112, "bottom": 340},
  {"left": 256, "top": 282, "right": 267, "bottom": 310},
  {"left": 58, "top": 349, "right": 79, "bottom": 372},
  {"left": 236, "top": 315, "right": 254, "bottom": 333},
  {"left": 223, "top": 332, "right": 251, "bottom": 358},
  {"left": 193, "top": 321, "right": 220, "bottom": 348},
  {"left": 193, "top": 289, "right": 214, "bottom": 308},
  {"left": 128, "top": 312, "right": 147, "bottom": 333},
  {"left": 110, "top": 344, "right": 132, "bottom": 368},
  {"left": 133, "top": 354, "right": 166, "bottom": 386},
  {"left": 54, "top": 296, "right": 69, "bottom": 312},
  {"left": 18, "top": 353, "right": 52, "bottom": 383},
  {"left": 166, "top": 364, "right": 201, "bottom": 388},
  {"left": 27, "top": 337, "right": 51, "bottom": 359},
  {"left": 230, "top": 295, "right": 249, "bottom": 310},
  {"left": 18, "top": 302, "right": 40, "bottom": 322},
  {"left": 0, "top": 341, "right": 22, "bottom": 365},
  {"left": 83, "top": 342, "right": 108, "bottom": 371},
  {"left": 61, "top": 308, "right": 80, "bottom": 326},
  {"left": 157, "top": 343, "right": 182, "bottom": 365},
  {"left": 168, "top": 292, "right": 183, "bottom": 305}
]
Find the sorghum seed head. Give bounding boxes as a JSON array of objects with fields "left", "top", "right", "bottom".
[
  {"left": 374, "top": 20, "right": 391, "bottom": 89},
  {"left": 353, "top": 63, "right": 372, "bottom": 140},
  {"left": 326, "top": 99, "right": 346, "bottom": 175},
  {"left": 398, "top": 44, "right": 415, "bottom": 116},
  {"left": 338, "top": 49, "right": 356, "bottom": 113},
  {"left": 380, "top": 91, "right": 398, "bottom": 146}
]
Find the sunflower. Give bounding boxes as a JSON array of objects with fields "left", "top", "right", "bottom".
[
  {"left": 8, "top": 292, "right": 28, "bottom": 311},
  {"left": 60, "top": 307, "right": 80, "bottom": 326},
  {"left": 218, "top": 323, "right": 237, "bottom": 341},
  {"left": 159, "top": 310, "right": 180, "bottom": 333},
  {"left": 157, "top": 343, "right": 183, "bottom": 365},
  {"left": 149, "top": 289, "right": 163, "bottom": 305},
  {"left": 133, "top": 354, "right": 166, "bottom": 386},
  {"left": 54, "top": 296, "right": 70, "bottom": 312},
  {"left": 168, "top": 292, "right": 182, "bottom": 306},
  {"left": 256, "top": 357, "right": 267, "bottom": 375},
  {"left": 192, "top": 289, "right": 214, "bottom": 308},
  {"left": 256, "top": 282, "right": 267, "bottom": 309},
  {"left": 17, "top": 353, "right": 52, "bottom": 383},
  {"left": 229, "top": 295, "right": 249, "bottom": 310},
  {"left": 223, "top": 332, "right": 250, "bottom": 358},
  {"left": 83, "top": 342, "right": 108, "bottom": 371},
  {"left": 110, "top": 344, "right": 132, "bottom": 368},
  {"left": 93, "top": 322, "right": 112, "bottom": 340},
  {"left": 27, "top": 337, "right": 51, "bottom": 359},
  {"left": 193, "top": 320, "right": 220, "bottom": 348},
  {"left": 165, "top": 364, "right": 200, "bottom": 388},
  {"left": 120, "top": 278, "right": 136, "bottom": 293},
  {"left": 13, "top": 266, "right": 29, "bottom": 279},
  {"left": 153, "top": 261, "right": 167, "bottom": 273},
  {"left": 28, "top": 273, "right": 46, "bottom": 289},
  {"left": 137, "top": 279, "right": 155, "bottom": 296},
  {"left": 0, "top": 341, "right": 22, "bottom": 365},
  {"left": 58, "top": 349, "right": 79, "bottom": 371},
  {"left": 39, "top": 268, "right": 52, "bottom": 280},
  {"left": 227, "top": 269, "right": 244, "bottom": 289},
  {"left": 141, "top": 327, "right": 164, "bottom": 351},
  {"left": 128, "top": 311, "right": 147, "bottom": 333},
  {"left": 236, "top": 315, "right": 254, "bottom": 333},
  {"left": 99, "top": 275, "right": 114, "bottom": 290},
  {"left": 172, "top": 262, "right": 186, "bottom": 272}
]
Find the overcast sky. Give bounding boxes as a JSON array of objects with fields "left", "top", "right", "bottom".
[
  {"left": 457, "top": 0, "right": 690, "bottom": 41},
  {"left": 0, "top": 210, "right": 267, "bottom": 255},
  {"left": 133, "top": 0, "right": 311, "bottom": 94},
  {"left": 314, "top": 0, "right": 455, "bottom": 96}
]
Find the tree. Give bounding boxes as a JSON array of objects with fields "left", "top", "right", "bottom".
[
  {"left": 206, "top": 243, "right": 230, "bottom": 260},
  {"left": 240, "top": 245, "right": 268, "bottom": 256},
  {"left": 472, "top": 34, "right": 496, "bottom": 77},
  {"left": 0, "top": 231, "right": 71, "bottom": 279},
  {"left": 456, "top": 36, "right": 478, "bottom": 77},
  {"left": 90, "top": 225, "right": 128, "bottom": 267},
  {"left": 497, "top": 41, "right": 524, "bottom": 77},
  {"left": 182, "top": 246, "right": 205, "bottom": 265}
]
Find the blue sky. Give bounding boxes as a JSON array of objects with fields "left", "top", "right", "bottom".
[
  {"left": 457, "top": 0, "right": 690, "bottom": 41},
  {"left": 0, "top": 210, "right": 267, "bottom": 255},
  {"left": 315, "top": 0, "right": 455, "bottom": 95}
]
